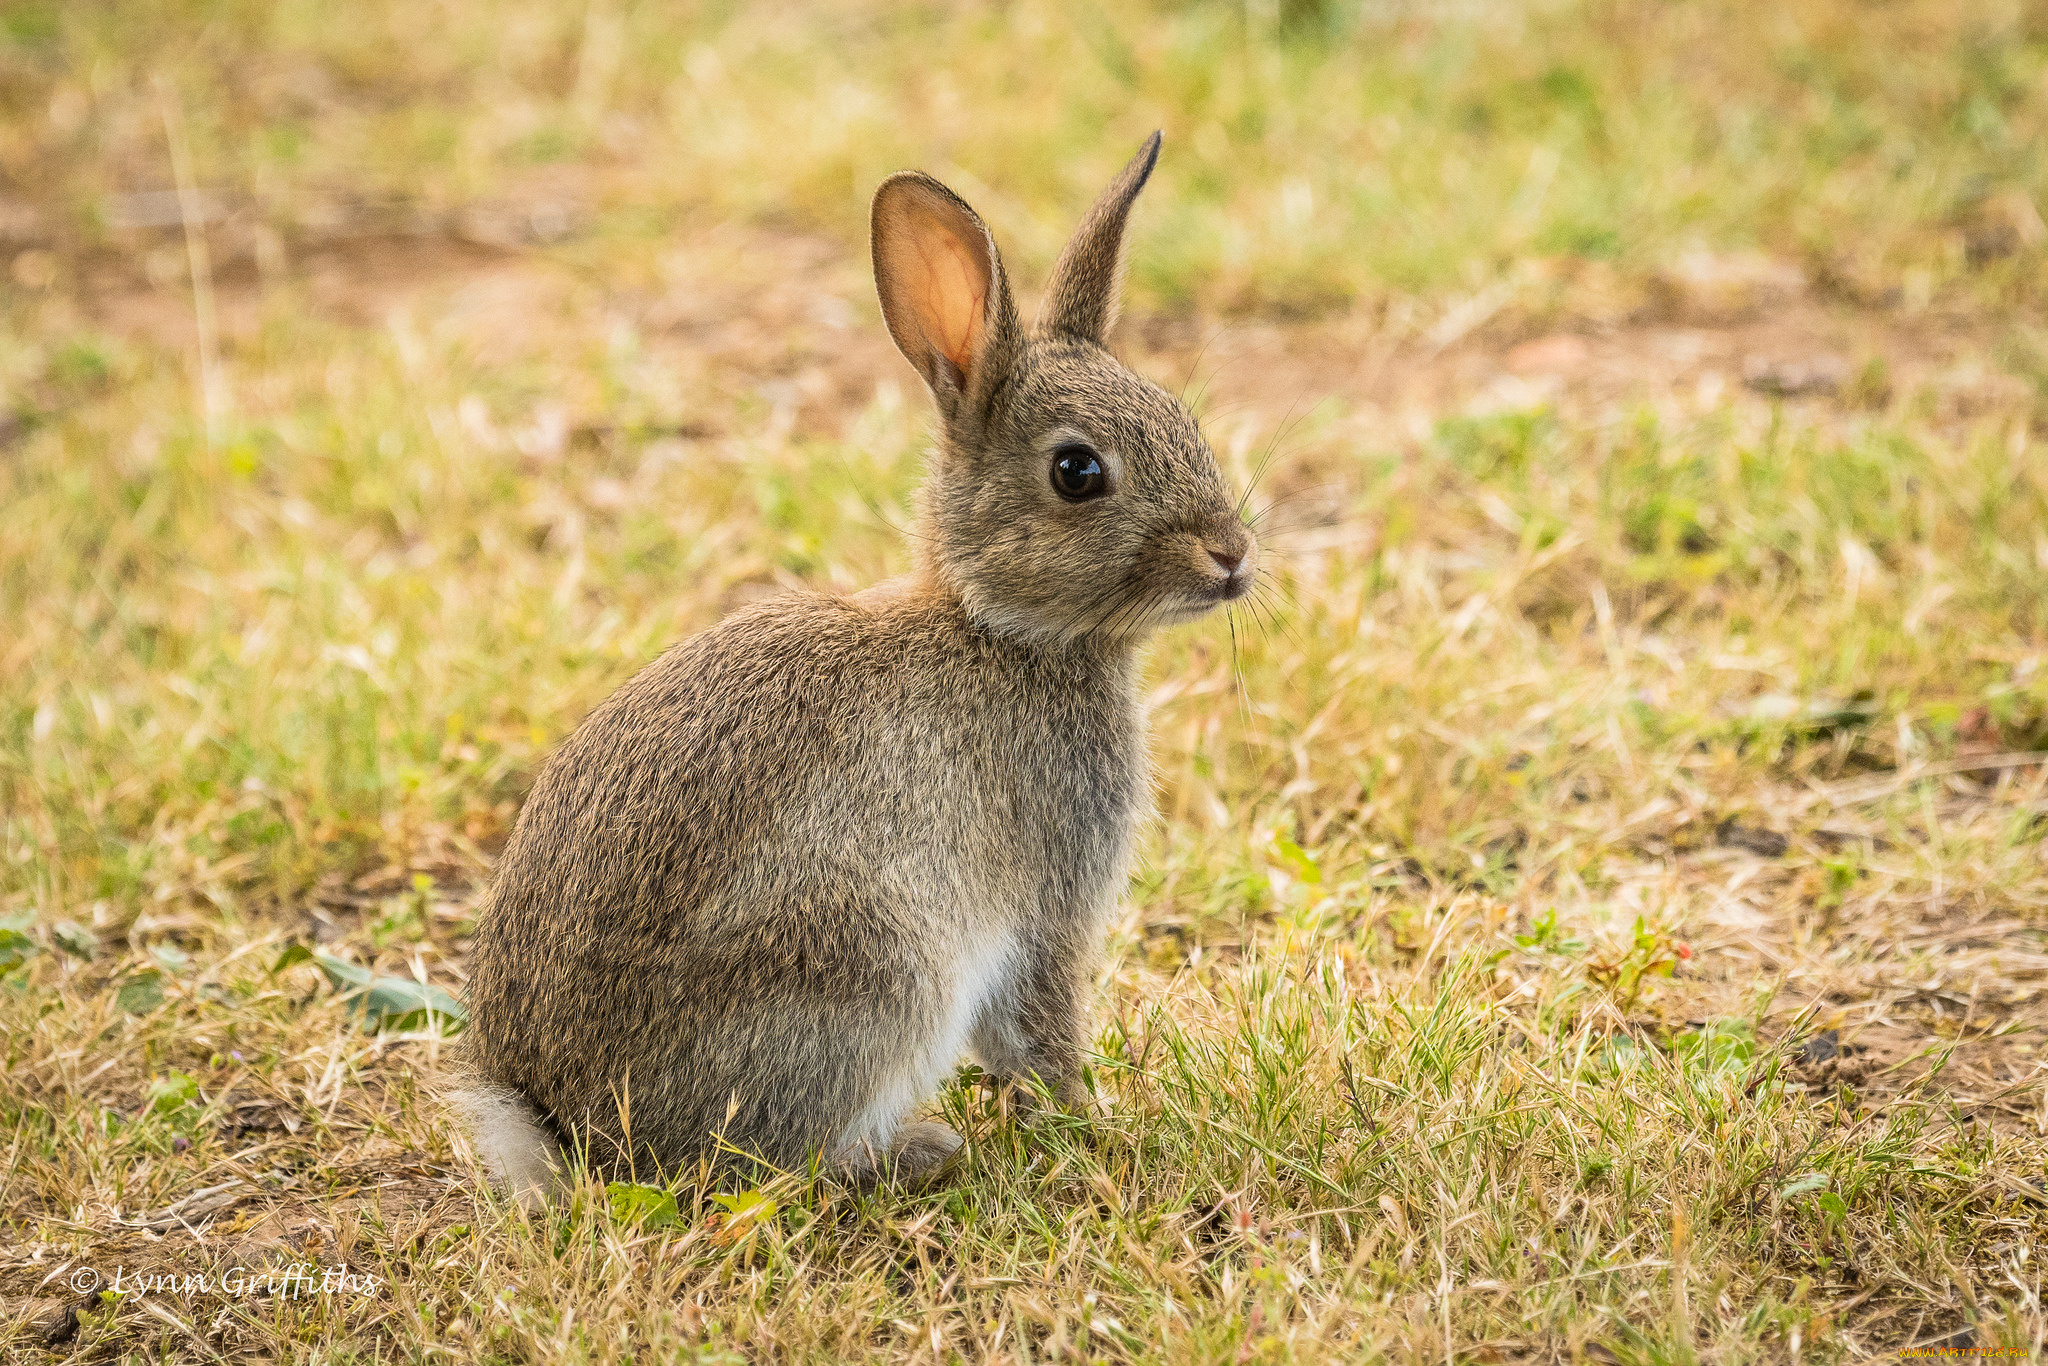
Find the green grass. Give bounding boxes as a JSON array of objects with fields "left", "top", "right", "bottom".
[
  {"left": 4, "top": 0, "right": 2048, "bottom": 1361},
  {"left": 5, "top": 0, "right": 2046, "bottom": 312}
]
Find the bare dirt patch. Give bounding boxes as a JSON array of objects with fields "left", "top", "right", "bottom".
[{"left": 53, "top": 214, "right": 2033, "bottom": 451}]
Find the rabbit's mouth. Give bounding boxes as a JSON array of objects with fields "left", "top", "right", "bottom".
[
  {"left": 1202, "top": 570, "right": 1255, "bottom": 606},
  {"left": 1149, "top": 570, "right": 1252, "bottom": 624},
  {"left": 1157, "top": 592, "right": 1232, "bottom": 625},
  {"left": 1213, "top": 573, "right": 1254, "bottom": 603}
]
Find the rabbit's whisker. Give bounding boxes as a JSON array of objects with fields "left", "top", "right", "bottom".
[
  {"left": 829, "top": 446, "right": 937, "bottom": 547},
  {"left": 1186, "top": 329, "right": 1288, "bottom": 420},
  {"left": 1184, "top": 338, "right": 1253, "bottom": 418},
  {"left": 1246, "top": 520, "right": 1346, "bottom": 544},
  {"left": 1092, "top": 582, "right": 1161, "bottom": 645},
  {"left": 1246, "top": 480, "right": 1348, "bottom": 530},
  {"left": 1227, "top": 606, "right": 1252, "bottom": 733},
  {"left": 1233, "top": 389, "right": 1320, "bottom": 519},
  {"left": 1236, "top": 581, "right": 1278, "bottom": 645},
  {"left": 1252, "top": 585, "right": 1303, "bottom": 651},
  {"left": 1194, "top": 397, "right": 1259, "bottom": 435},
  {"left": 1261, "top": 575, "right": 1333, "bottom": 623},
  {"left": 1061, "top": 570, "right": 1146, "bottom": 647},
  {"left": 1177, "top": 325, "right": 1229, "bottom": 406}
]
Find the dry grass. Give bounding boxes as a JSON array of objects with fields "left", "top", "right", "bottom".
[{"left": 4, "top": 1, "right": 2048, "bottom": 1362}]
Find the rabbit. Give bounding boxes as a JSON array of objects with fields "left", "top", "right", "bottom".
[{"left": 450, "top": 131, "right": 1257, "bottom": 1208}]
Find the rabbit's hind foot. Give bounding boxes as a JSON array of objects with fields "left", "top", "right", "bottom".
[{"left": 837, "top": 1120, "right": 964, "bottom": 1190}]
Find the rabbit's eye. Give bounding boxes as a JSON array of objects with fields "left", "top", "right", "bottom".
[{"left": 1051, "top": 444, "right": 1109, "bottom": 502}]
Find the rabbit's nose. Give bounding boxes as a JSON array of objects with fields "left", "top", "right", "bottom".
[{"left": 1207, "top": 545, "right": 1245, "bottom": 575}]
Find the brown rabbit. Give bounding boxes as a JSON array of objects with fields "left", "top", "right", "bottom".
[{"left": 453, "top": 132, "right": 1256, "bottom": 1206}]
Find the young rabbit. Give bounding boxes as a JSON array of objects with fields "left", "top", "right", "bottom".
[{"left": 454, "top": 132, "right": 1256, "bottom": 1206}]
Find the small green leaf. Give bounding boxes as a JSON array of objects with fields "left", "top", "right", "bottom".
[
  {"left": 51, "top": 920, "right": 97, "bottom": 960},
  {"left": 1777, "top": 1171, "right": 1830, "bottom": 1202},
  {"left": 146, "top": 1071, "right": 200, "bottom": 1116},
  {"left": 116, "top": 970, "right": 165, "bottom": 1014},
  {"left": 1670, "top": 1017, "right": 1755, "bottom": 1074},
  {"left": 150, "top": 942, "right": 192, "bottom": 974},
  {"left": 711, "top": 1189, "right": 777, "bottom": 1223},
  {"left": 1270, "top": 837, "right": 1322, "bottom": 884},
  {"left": 1599, "top": 1036, "right": 1646, "bottom": 1073},
  {"left": 315, "top": 953, "right": 373, "bottom": 989},
  {"left": 606, "top": 1182, "right": 680, "bottom": 1228},
  {"left": 271, "top": 943, "right": 314, "bottom": 975},
  {"left": 314, "top": 952, "right": 466, "bottom": 1032},
  {"left": 0, "top": 928, "right": 38, "bottom": 977}
]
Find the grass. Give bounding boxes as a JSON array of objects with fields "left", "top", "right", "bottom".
[
  {"left": 6, "top": 0, "right": 2047, "bottom": 312},
  {"left": 4, "top": 0, "right": 2048, "bottom": 1360}
]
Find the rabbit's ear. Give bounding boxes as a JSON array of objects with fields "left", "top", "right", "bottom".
[
  {"left": 1035, "top": 132, "right": 1161, "bottom": 345},
  {"left": 871, "top": 173, "right": 1021, "bottom": 420}
]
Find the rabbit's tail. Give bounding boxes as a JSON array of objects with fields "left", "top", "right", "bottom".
[{"left": 446, "top": 1079, "right": 568, "bottom": 1212}]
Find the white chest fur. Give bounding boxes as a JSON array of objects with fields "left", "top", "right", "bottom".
[{"left": 835, "top": 924, "right": 1019, "bottom": 1158}]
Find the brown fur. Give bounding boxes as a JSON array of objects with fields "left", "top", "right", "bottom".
[{"left": 456, "top": 133, "right": 1256, "bottom": 1198}]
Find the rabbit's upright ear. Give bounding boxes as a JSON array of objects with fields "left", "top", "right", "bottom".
[
  {"left": 872, "top": 174, "right": 1021, "bottom": 422},
  {"left": 1035, "top": 131, "right": 1161, "bottom": 345}
]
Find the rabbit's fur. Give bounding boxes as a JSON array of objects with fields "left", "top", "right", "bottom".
[{"left": 454, "top": 133, "right": 1255, "bottom": 1204}]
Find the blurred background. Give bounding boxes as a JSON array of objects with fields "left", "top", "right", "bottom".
[{"left": 7, "top": 0, "right": 2048, "bottom": 311}]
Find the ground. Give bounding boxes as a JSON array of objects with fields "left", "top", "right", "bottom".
[{"left": 3, "top": 2, "right": 2047, "bottom": 1362}]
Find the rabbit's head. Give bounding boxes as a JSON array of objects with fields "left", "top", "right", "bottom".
[{"left": 872, "top": 133, "right": 1255, "bottom": 646}]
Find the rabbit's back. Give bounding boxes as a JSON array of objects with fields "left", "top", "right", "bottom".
[{"left": 465, "top": 584, "right": 1145, "bottom": 1173}]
